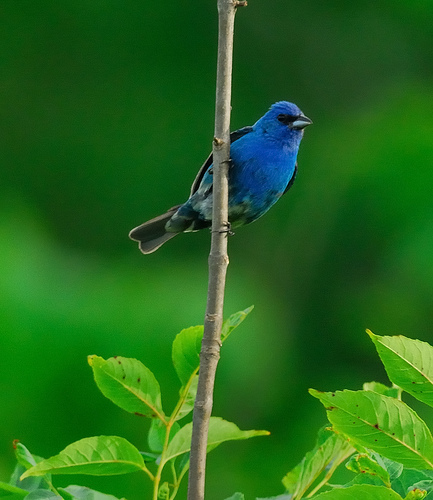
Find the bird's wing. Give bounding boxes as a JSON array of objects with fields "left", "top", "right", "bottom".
[
  {"left": 282, "top": 162, "right": 298, "bottom": 195},
  {"left": 189, "top": 126, "right": 254, "bottom": 196}
]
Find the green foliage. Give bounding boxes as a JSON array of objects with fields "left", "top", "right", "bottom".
[
  {"left": 6, "top": 314, "right": 433, "bottom": 500},
  {"left": 367, "top": 332, "right": 433, "bottom": 408},
  {"left": 228, "top": 331, "right": 433, "bottom": 499},
  {"left": 20, "top": 437, "right": 146, "bottom": 478},
  {"left": 2, "top": 308, "right": 267, "bottom": 500},
  {"left": 224, "top": 494, "right": 245, "bottom": 500},
  {"left": 306, "top": 485, "right": 404, "bottom": 500},
  {"left": 88, "top": 355, "right": 166, "bottom": 420},
  {"left": 5, "top": 310, "right": 433, "bottom": 500},
  {"left": 58, "top": 486, "right": 123, "bottom": 500},
  {"left": 172, "top": 325, "right": 203, "bottom": 386},
  {"left": 310, "top": 389, "right": 433, "bottom": 469},
  {"left": 345, "top": 453, "right": 391, "bottom": 487},
  {"left": 164, "top": 418, "right": 268, "bottom": 463},
  {"left": 281, "top": 427, "right": 354, "bottom": 498},
  {"left": 279, "top": 331, "right": 433, "bottom": 499}
]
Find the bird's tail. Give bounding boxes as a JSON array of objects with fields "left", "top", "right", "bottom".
[{"left": 129, "top": 205, "right": 181, "bottom": 254}]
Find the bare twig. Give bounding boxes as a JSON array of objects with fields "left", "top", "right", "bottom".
[{"left": 187, "top": 1, "right": 244, "bottom": 499}]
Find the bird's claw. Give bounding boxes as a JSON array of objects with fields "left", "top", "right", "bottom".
[
  {"left": 220, "top": 222, "right": 234, "bottom": 236},
  {"left": 210, "top": 222, "right": 234, "bottom": 236}
]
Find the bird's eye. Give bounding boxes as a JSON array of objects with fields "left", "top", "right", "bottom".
[{"left": 277, "top": 113, "right": 299, "bottom": 125}]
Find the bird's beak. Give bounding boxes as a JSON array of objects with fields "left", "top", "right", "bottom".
[{"left": 291, "top": 115, "right": 313, "bottom": 130}]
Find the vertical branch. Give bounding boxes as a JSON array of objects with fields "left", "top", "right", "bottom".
[{"left": 187, "top": 1, "right": 245, "bottom": 499}]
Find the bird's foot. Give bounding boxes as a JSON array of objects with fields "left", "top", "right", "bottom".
[{"left": 217, "top": 221, "right": 234, "bottom": 236}]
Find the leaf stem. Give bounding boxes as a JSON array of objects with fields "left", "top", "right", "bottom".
[
  {"left": 170, "top": 459, "right": 177, "bottom": 485},
  {"left": 152, "top": 419, "right": 175, "bottom": 500},
  {"left": 142, "top": 464, "right": 155, "bottom": 482},
  {"left": 44, "top": 476, "right": 61, "bottom": 497},
  {"left": 151, "top": 370, "right": 199, "bottom": 499},
  {"left": 170, "top": 464, "right": 189, "bottom": 500},
  {"left": 170, "top": 370, "right": 198, "bottom": 423},
  {"left": 306, "top": 448, "right": 354, "bottom": 498}
]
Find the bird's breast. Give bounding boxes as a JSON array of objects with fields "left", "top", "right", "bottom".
[{"left": 229, "top": 143, "right": 296, "bottom": 199}]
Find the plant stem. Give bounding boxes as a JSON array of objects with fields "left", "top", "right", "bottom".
[
  {"left": 306, "top": 448, "right": 354, "bottom": 498},
  {"left": 153, "top": 419, "right": 175, "bottom": 500},
  {"left": 169, "top": 462, "right": 189, "bottom": 500},
  {"left": 151, "top": 373, "right": 198, "bottom": 499},
  {"left": 142, "top": 465, "right": 155, "bottom": 482},
  {"left": 187, "top": 1, "right": 245, "bottom": 499}
]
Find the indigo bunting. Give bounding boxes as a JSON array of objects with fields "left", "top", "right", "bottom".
[{"left": 129, "top": 101, "right": 312, "bottom": 254}]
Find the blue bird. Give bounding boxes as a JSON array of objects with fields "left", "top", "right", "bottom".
[{"left": 129, "top": 101, "right": 312, "bottom": 254}]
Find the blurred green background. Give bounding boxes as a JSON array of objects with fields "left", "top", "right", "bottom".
[{"left": 1, "top": 1, "right": 433, "bottom": 498}]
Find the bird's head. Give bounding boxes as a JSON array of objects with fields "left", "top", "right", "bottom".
[{"left": 255, "top": 101, "right": 312, "bottom": 145}]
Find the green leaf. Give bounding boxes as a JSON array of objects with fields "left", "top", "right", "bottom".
[
  {"left": 404, "top": 489, "right": 428, "bottom": 500},
  {"left": 371, "top": 453, "right": 404, "bottom": 481},
  {"left": 58, "top": 489, "right": 75, "bottom": 500},
  {"left": 158, "top": 482, "right": 170, "bottom": 499},
  {"left": 147, "top": 419, "right": 180, "bottom": 453},
  {"left": 0, "top": 481, "right": 28, "bottom": 498},
  {"left": 221, "top": 306, "right": 253, "bottom": 341},
  {"left": 21, "top": 436, "right": 145, "bottom": 478},
  {"left": 9, "top": 442, "right": 53, "bottom": 493},
  {"left": 341, "top": 473, "right": 385, "bottom": 488},
  {"left": 411, "top": 481, "right": 433, "bottom": 496},
  {"left": 172, "top": 326, "right": 203, "bottom": 386},
  {"left": 88, "top": 355, "right": 165, "bottom": 420},
  {"left": 58, "top": 486, "right": 127, "bottom": 500},
  {"left": 282, "top": 427, "right": 354, "bottom": 497},
  {"left": 147, "top": 418, "right": 165, "bottom": 453},
  {"left": 14, "top": 443, "right": 37, "bottom": 470},
  {"left": 224, "top": 494, "right": 245, "bottom": 500},
  {"left": 172, "top": 308, "right": 253, "bottom": 385},
  {"left": 391, "top": 469, "right": 433, "bottom": 497},
  {"left": 310, "top": 484, "right": 404, "bottom": 499},
  {"left": 257, "top": 496, "right": 291, "bottom": 500},
  {"left": 139, "top": 451, "right": 159, "bottom": 463},
  {"left": 413, "top": 480, "right": 433, "bottom": 493},
  {"left": 25, "top": 491, "right": 60, "bottom": 499},
  {"left": 310, "top": 389, "right": 433, "bottom": 469},
  {"left": 165, "top": 417, "right": 269, "bottom": 463},
  {"left": 363, "top": 381, "right": 401, "bottom": 399},
  {"left": 346, "top": 454, "right": 390, "bottom": 487},
  {"left": 174, "top": 453, "right": 190, "bottom": 479},
  {"left": 8, "top": 462, "right": 51, "bottom": 493},
  {"left": 368, "top": 332, "right": 433, "bottom": 407}
]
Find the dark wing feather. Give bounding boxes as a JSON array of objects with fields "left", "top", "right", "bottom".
[
  {"left": 283, "top": 162, "right": 298, "bottom": 195},
  {"left": 189, "top": 126, "right": 254, "bottom": 196}
]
